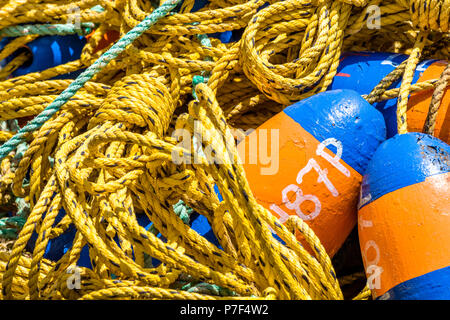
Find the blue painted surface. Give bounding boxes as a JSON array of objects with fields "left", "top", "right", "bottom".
[
  {"left": 26, "top": 208, "right": 76, "bottom": 262},
  {"left": 284, "top": 89, "right": 386, "bottom": 175},
  {"left": 190, "top": 212, "right": 221, "bottom": 248},
  {"left": 1, "top": 35, "right": 86, "bottom": 78},
  {"left": 359, "top": 132, "right": 450, "bottom": 209},
  {"left": 62, "top": 210, "right": 224, "bottom": 268},
  {"left": 208, "top": 31, "right": 233, "bottom": 44},
  {"left": 192, "top": 0, "right": 208, "bottom": 11},
  {"left": 378, "top": 266, "right": 450, "bottom": 300},
  {"left": 26, "top": 210, "right": 162, "bottom": 268},
  {"left": 213, "top": 90, "right": 386, "bottom": 245},
  {"left": 329, "top": 51, "right": 437, "bottom": 138},
  {"left": 213, "top": 184, "right": 223, "bottom": 202},
  {"left": 66, "top": 212, "right": 163, "bottom": 268}
]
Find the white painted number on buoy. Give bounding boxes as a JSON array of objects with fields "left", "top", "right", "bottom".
[
  {"left": 281, "top": 184, "right": 321, "bottom": 221},
  {"left": 297, "top": 158, "right": 339, "bottom": 197},
  {"left": 316, "top": 138, "right": 350, "bottom": 177},
  {"left": 361, "top": 220, "right": 383, "bottom": 290},
  {"left": 270, "top": 138, "right": 350, "bottom": 222}
]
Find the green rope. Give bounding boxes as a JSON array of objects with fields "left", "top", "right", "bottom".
[
  {"left": 171, "top": 200, "right": 235, "bottom": 296},
  {"left": 192, "top": 23, "right": 212, "bottom": 99},
  {"left": 0, "top": 198, "right": 29, "bottom": 240},
  {"left": 0, "top": 119, "right": 29, "bottom": 239},
  {"left": 173, "top": 199, "right": 193, "bottom": 224},
  {"left": 0, "top": 0, "right": 182, "bottom": 161},
  {"left": 90, "top": 5, "right": 105, "bottom": 13},
  {"left": 182, "top": 281, "right": 236, "bottom": 296},
  {"left": 144, "top": 200, "right": 193, "bottom": 267},
  {"left": 0, "top": 229, "right": 18, "bottom": 240},
  {"left": 0, "top": 23, "right": 96, "bottom": 37}
]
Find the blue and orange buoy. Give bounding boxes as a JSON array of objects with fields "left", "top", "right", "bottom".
[
  {"left": 239, "top": 89, "right": 386, "bottom": 257},
  {"left": 330, "top": 51, "right": 449, "bottom": 143},
  {"left": 358, "top": 132, "right": 450, "bottom": 299}
]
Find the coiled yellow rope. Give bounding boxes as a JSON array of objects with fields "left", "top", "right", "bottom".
[{"left": 0, "top": 0, "right": 448, "bottom": 300}]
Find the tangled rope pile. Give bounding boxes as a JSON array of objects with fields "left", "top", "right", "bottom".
[{"left": 0, "top": 0, "right": 448, "bottom": 300}]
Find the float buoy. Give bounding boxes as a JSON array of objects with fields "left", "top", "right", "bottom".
[
  {"left": 358, "top": 132, "right": 450, "bottom": 299},
  {"left": 238, "top": 89, "right": 386, "bottom": 257},
  {"left": 3, "top": 35, "right": 86, "bottom": 78}
]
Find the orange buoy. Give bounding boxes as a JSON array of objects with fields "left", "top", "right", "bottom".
[
  {"left": 358, "top": 132, "right": 450, "bottom": 299},
  {"left": 238, "top": 89, "right": 386, "bottom": 257}
]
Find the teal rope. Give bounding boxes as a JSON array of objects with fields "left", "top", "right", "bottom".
[
  {"left": 148, "top": 199, "right": 193, "bottom": 235},
  {"left": 0, "top": 0, "right": 182, "bottom": 161},
  {"left": 173, "top": 199, "right": 193, "bottom": 224},
  {"left": 0, "top": 198, "right": 29, "bottom": 240},
  {"left": 0, "top": 120, "right": 28, "bottom": 240},
  {"left": 0, "top": 23, "right": 96, "bottom": 37},
  {"left": 90, "top": 5, "right": 105, "bottom": 13},
  {"left": 192, "top": 28, "right": 213, "bottom": 99},
  {"left": 144, "top": 200, "right": 193, "bottom": 267}
]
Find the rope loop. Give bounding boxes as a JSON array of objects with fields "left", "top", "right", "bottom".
[{"left": 240, "top": 0, "right": 352, "bottom": 105}]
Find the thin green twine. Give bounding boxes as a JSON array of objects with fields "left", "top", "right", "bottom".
[
  {"left": 144, "top": 200, "right": 194, "bottom": 267},
  {"left": 0, "top": 120, "right": 28, "bottom": 240},
  {"left": 0, "top": 0, "right": 182, "bottom": 161},
  {"left": 192, "top": 24, "right": 213, "bottom": 99},
  {"left": 0, "top": 23, "right": 97, "bottom": 37},
  {"left": 0, "top": 198, "right": 29, "bottom": 240},
  {"left": 0, "top": 5, "right": 105, "bottom": 37}
]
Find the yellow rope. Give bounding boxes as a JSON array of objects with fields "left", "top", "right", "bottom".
[
  {"left": 0, "top": 51, "right": 31, "bottom": 80},
  {"left": 397, "top": 31, "right": 429, "bottom": 134},
  {"left": 0, "top": 0, "right": 448, "bottom": 300}
]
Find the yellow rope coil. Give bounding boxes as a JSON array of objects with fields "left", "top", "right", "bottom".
[{"left": 0, "top": 0, "right": 448, "bottom": 300}]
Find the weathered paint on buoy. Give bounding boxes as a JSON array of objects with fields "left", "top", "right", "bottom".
[
  {"left": 330, "top": 51, "right": 449, "bottom": 143},
  {"left": 239, "top": 89, "right": 386, "bottom": 257},
  {"left": 358, "top": 132, "right": 450, "bottom": 300}
]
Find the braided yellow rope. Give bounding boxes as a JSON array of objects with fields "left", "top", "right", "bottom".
[{"left": 0, "top": 0, "right": 448, "bottom": 300}]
